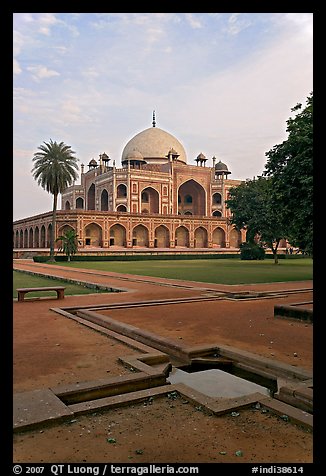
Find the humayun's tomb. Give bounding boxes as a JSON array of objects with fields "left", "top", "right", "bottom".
[{"left": 14, "top": 113, "right": 280, "bottom": 256}]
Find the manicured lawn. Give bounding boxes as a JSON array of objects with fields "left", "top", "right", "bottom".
[
  {"left": 53, "top": 258, "right": 313, "bottom": 285},
  {"left": 13, "top": 271, "right": 109, "bottom": 299}
]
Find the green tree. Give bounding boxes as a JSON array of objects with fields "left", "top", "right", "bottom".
[
  {"left": 264, "top": 92, "right": 313, "bottom": 254},
  {"left": 56, "top": 229, "right": 79, "bottom": 261},
  {"left": 226, "top": 176, "right": 287, "bottom": 264},
  {"left": 32, "top": 139, "right": 79, "bottom": 261}
]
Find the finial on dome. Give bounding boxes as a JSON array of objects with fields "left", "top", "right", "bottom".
[{"left": 152, "top": 110, "right": 156, "bottom": 127}]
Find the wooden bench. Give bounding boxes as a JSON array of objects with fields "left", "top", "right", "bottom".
[{"left": 16, "top": 286, "right": 66, "bottom": 302}]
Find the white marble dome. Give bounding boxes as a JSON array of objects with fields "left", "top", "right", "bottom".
[{"left": 121, "top": 127, "right": 187, "bottom": 165}]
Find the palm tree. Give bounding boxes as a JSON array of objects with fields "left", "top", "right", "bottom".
[
  {"left": 32, "top": 139, "right": 79, "bottom": 261},
  {"left": 56, "top": 229, "right": 79, "bottom": 261}
]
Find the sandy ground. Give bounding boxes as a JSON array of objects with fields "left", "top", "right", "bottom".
[{"left": 12, "top": 260, "right": 313, "bottom": 465}]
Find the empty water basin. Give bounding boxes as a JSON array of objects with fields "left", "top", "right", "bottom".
[{"left": 167, "top": 368, "right": 271, "bottom": 398}]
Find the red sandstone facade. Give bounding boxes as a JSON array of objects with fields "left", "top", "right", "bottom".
[{"left": 13, "top": 120, "right": 247, "bottom": 251}]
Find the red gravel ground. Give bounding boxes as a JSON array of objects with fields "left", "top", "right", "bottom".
[{"left": 12, "top": 260, "right": 313, "bottom": 466}]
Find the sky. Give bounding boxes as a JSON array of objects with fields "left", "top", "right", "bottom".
[{"left": 13, "top": 12, "right": 313, "bottom": 221}]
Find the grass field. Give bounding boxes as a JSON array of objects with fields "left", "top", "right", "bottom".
[
  {"left": 13, "top": 271, "right": 109, "bottom": 299},
  {"left": 52, "top": 258, "right": 313, "bottom": 285}
]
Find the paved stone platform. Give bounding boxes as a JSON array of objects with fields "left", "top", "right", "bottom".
[{"left": 13, "top": 389, "right": 74, "bottom": 431}]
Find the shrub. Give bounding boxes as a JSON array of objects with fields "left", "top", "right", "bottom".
[{"left": 240, "top": 242, "right": 265, "bottom": 260}]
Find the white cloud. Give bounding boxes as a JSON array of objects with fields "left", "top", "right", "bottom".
[
  {"left": 36, "top": 13, "right": 59, "bottom": 35},
  {"left": 185, "top": 13, "right": 203, "bottom": 29},
  {"left": 60, "top": 98, "right": 90, "bottom": 125},
  {"left": 27, "top": 65, "right": 60, "bottom": 81},
  {"left": 226, "top": 13, "right": 251, "bottom": 36}
]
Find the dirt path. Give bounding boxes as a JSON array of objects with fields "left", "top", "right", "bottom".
[{"left": 12, "top": 260, "right": 313, "bottom": 464}]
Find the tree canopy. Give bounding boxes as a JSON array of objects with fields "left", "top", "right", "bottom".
[
  {"left": 263, "top": 92, "right": 313, "bottom": 254},
  {"left": 226, "top": 176, "right": 286, "bottom": 263},
  {"left": 226, "top": 92, "right": 313, "bottom": 260},
  {"left": 32, "top": 139, "right": 79, "bottom": 261}
]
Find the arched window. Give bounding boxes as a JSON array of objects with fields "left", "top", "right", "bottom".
[
  {"left": 76, "top": 197, "right": 84, "bottom": 209},
  {"left": 101, "top": 189, "right": 109, "bottom": 211},
  {"left": 213, "top": 210, "right": 222, "bottom": 217},
  {"left": 87, "top": 183, "right": 96, "bottom": 210},
  {"left": 212, "top": 193, "right": 222, "bottom": 205},
  {"left": 117, "top": 184, "right": 127, "bottom": 198},
  {"left": 141, "top": 187, "right": 159, "bottom": 214}
]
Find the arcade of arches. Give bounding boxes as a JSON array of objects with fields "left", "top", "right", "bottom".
[{"left": 13, "top": 212, "right": 244, "bottom": 250}]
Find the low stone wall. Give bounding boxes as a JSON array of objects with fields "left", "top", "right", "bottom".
[{"left": 274, "top": 304, "right": 313, "bottom": 323}]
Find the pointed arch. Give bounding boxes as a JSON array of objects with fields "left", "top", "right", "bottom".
[
  {"left": 212, "top": 192, "right": 222, "bottom": 205},
  {"left": 29, "top": 227, "right": 34, "bottom": 248},
  {"left": 194, "top": 226, "right": 208, "bottom": 248},
  {"left": 84, "top": 222, "right": 102, "bottom": 247},
  {"left": 178, "top": 179, "right": 206, "bottom": 216},
  {"left": 212, "top": 227, "right": 225, "bottom": 248},
  {"left": 229, "top": 228, "right": 242, "bottom": 248},
  {"left": 76, "top": 197, "right": 84, "bottom": 209},
  {"left": 101, "top": 189, "right": 109, "bottom": 211},
  {"left": 87, "top": 183, "right": 96, "bottom": 210},
  {"left": 117, "top": 183, "right": 127, "bottom": 198},
  {"left": 175, "top": 225, "right": 190, "bottom": 247},
  {"left": 141, "top": 186, "right": 159, "bottom": 214},
  {"left": 109, "top": 224, "right": 126, "bottom": 247},
  {"left": 56, "top": 224, "right": 75, "bottom": 249},
  {"left": 40, "top": 225, "right": 46, "bottom": 248},
  {"left": 155, "top": 225, "right": 170, "bottom": 248},
  {"left": 24, "top": 229, "right": 28, "bottom": 248},
  {"left": 132, "top": 224, "right": 149, "bottom": 247},
  {"left": 15, "top": 230, "right": 19, "bottom": 248},
  {"left": 47, "top": 224, "right": 52, "bottom": 248},
  {"left": 34, "top": 227, "right": 39, "bottom": 248}
]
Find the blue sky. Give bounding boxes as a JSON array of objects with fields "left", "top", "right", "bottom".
[{"left": 13, "top": 12, "right": 313, "bottom": 221}]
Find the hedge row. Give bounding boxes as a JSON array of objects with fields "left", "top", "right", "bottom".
[{"left": 29, "top": 253, "right": 308, "bottom": 263}]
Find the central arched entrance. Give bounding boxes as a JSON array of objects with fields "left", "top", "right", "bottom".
[{"left": 178, "top": 180, "right": 206, "bottom": 216}]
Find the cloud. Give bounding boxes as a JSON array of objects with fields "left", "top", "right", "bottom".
[
  {"left": 226, "top": 13, "right": 252, "bottom": 36},
  {"left": 27, "top": 65, "right": 60, "bottom": 81},
  {"left": 36, "top": 13, "right": 59, "bottom": 35},
  {"left": 185, "top": 13, "right": 203, "bottom": 29}
]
